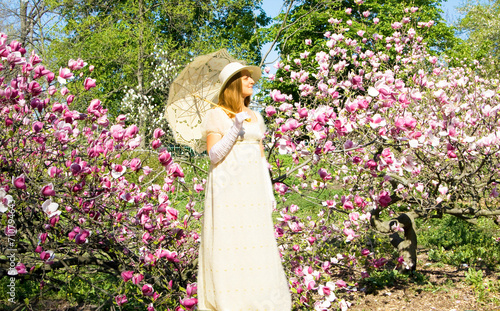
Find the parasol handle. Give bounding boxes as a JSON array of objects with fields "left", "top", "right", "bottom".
[{"left": 193, "top": 94, "right": 252, "bottom": 121}]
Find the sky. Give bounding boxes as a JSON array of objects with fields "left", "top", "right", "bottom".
[{"left": 259, "top": 0, "right": 466, "bottom": 67}]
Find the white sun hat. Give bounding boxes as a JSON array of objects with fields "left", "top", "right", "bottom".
[{"left": 213, "top": 62, "right": 261, "bottom": 103}]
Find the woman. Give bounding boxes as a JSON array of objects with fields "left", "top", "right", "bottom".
[{"left": 197, "top": 62, "right": 292, "bottom": 310}]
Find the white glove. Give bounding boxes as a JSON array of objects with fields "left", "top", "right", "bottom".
[
  {"left": 262, "top": 158, "right": 277, "bottom": 211},
  {"left": 208, "top": 111, "right": 250, "bottom": 164}
]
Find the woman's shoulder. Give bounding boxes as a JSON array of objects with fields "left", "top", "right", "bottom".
[{"left": 206, "top": 107, "right": 226, "bottom": 118}]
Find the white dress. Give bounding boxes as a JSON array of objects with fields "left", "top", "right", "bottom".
[{"left": 197, "top": 108, "right": 291, "bottom": 311}]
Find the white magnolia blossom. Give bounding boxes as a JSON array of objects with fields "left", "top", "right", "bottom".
[
  {"left": 42, "top": 199, "right": 61, "bottom": 218},
  {"left": 0, "top": 188, "right": 14, "bottom": 213}
]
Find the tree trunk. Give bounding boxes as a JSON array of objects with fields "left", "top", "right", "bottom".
[
  {"left": 370, "top": 210, "right": 418, "bottom": 271},
  {"left": 137, "top": 0, "right": 146, "bottom": 146},
  {"left": 19, "top": 0, "right": 29, "bottom": 46}
]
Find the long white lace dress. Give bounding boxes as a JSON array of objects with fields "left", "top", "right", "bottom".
[{"left": 197, "top": 107, "right": 291, "bottom": 311}]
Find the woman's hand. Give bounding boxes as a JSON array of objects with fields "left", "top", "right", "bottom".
[{"left": 233, "top": 111, "right": 250, "bottom": 128}]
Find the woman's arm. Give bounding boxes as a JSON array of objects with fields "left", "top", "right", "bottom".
[
  {"left": 207, "top": 133, "right": 222, "bottom": 154},
  {"left": 206, "top": 111, "right": 249, "bottom": 164}
]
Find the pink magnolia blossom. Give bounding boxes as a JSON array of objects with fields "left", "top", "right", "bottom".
[
  {"left": 343, "top": 228, "right": 359, "bottom": 242},
  {"left": 84, "top": 77, "right": 96, "bottom": 90},
  {"left": 180, "top": 298, "right": 198, "bottom": 310},
  {"left": 318, "top": 168, "right": 332, "bottom": 181},
  {"left": 438, "top": 184, "right": 448, "bottom": 195},
  {"left": 300, "top": 51, "right": 310, "bottom": 59},
  {"left": 142, "top": 284, "right": 155, "bottom": 296},
  {"left": 158, "top": 151, "right": 173, "bottom": 167},
  {"left": 130, "top": 158, "right": 142, "bottom": 171},
  {"left": 132, "top": 273, "right": 144, "bottom": 285},
  {"left": 369, "top": 114, "right": 386, "bottom": 128},
  {"left": 40, "top": 250, "right": 54, "bottom": 261},
  {"left": 68, "top": 58, "right": 86, "bottom": 70},
  {"left": 153, "top": 128, "right": 165, "bottom": 139},
  {"left": 41, "top": 183, "right": 56, "bottom": 196},
  {"left": 75, "top": 230, "right": 91, "bottom": 244},
  {"left": 152, "top": 139, "right": 162, "bottom": 149},
  {"left": 186, "top": 283, "right": 197, "bottom": 297},
  {"left": 378, "top": 191, "right": 392, "bottom": 207},
  {"left": 270, "top": 89, "right": 287, "bottom": 102},
  {"left": 124, "top": 125, "right": 138, "bottom": 138},
  {"left": 111, "top": 164, "right": 126, "bottom": 179},
  {"left": 57, "top": 67, "right": 73, "bottom": 84},
  {"left": 0, "top": 189, "right": 14, "bottom": 213},
  {"left": 121, "top": 270, "right": 133, "bottom": 282},
  {"left": 194, "top": 184, "right": 204, "bottom": 193},
  {"left": 391, "top": 22, "right": 402, "bottom": 29},
  {"left": 336, "top": 279, "right": 347, "bottom": 288},
  {"left": 115, "top": 294, "right": 128, "bottom": 306},
  {"left": 109, "top": 125, "right": 124, "bottom": 141},
  {"left": 15, "top": 263, "right": 27, "bottom": 274},
  {"left": 168, "top": 163, "right": 184, "bottom": 178},
  {"left": 265, "top": 106, "right": 276, "bottom": 117},
  {"left": 165, "top": 250, "right": 179, "bottom": 262}
]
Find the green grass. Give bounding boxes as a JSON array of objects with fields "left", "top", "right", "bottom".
[
  {"left": 417, "top": 215, "right": 500, "bottom": 270},
  {"left": 361, "top": 269, "right": 428, "bottom": 292}
]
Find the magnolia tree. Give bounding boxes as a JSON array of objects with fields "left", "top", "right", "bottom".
[
  {"left": 259, "top": 5, "right": 500, "bottom": 310},
  {"left": 0, "top": 34, "right": 203, "bottom": 310}
]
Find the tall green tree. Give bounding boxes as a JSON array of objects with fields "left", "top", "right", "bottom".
[
  {"left": 456, "top": 0, "right": 500, "bottom": 73},
  {"left": 45, "top": 0, "right": 269, "bottom": 140}
]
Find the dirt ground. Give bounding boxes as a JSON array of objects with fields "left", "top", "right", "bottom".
[{"left": 348, "top": 252, "right": 500, "bottom": 311}]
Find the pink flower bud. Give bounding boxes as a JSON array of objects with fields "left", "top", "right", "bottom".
[
  {"left": 167, "top": 163, "right": 184, "bottom": 178},
  {"left": 336, "top": 279, "right": 347, "bottom": 288},
  {"left": 265, "top": 106, "right": 276, "bottom": 117},
  {"left": 153, "top": 128, "right": 165, "bottom": 139},
  {"left": 66, "top": 94, "right": 75, "bottom": 104},
  {"left": 46, "top": 72, "right": 55, "bottom": 83},
  {"left": 48, "top": 85, "right": 57, "bottom": 96},
  {"left": 158, "top": 151, "right": 172, "bottom": 167},
  {"left": 5, "top": 118, "right": 13, "bottom": 127},
  {"left": 130, "top": 158, "right": 142, "bottom": 171},
  {"left": 180, "top": 298, "right": 198, "bottom": 309},
  {"left": 41, "top": 183, "right": 56, "bottom": 196},
  {"left": 32, "top": 121, "right": 43, "bottom": 133},
  {"left": 125, "top": 125, "right": 138, "bottom": 138},
  {"left": 84, "top": 77, "right": 96, "bottom": 90},
  {"left": 378, "top": 190, "right": 391, "bottom": 207},
  {"left": 186, "top": 283, "right": 197, "bottom": 297},
  {"left": 142, "top": 284, "right": 154, "bottom": 296},
  {"left": 121, "top": 270, "right": 133, "bottom": 282},
  {"left": 152, "top": 139, "right": 162, "bottom": 149},
  {"left": 12, "top": 174, "right": 26, "bottom": 190},
  {"left": 318, "top": 168, "right": 332, "bottom": 181},
  {"left": 115, "top": 294, "right": 128, "bottom": 306}
]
